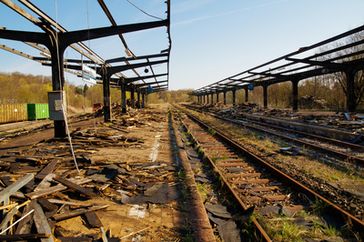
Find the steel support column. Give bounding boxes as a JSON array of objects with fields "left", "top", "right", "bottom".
[
  {"left": 245, "top": 88, "right": 249, "bottom": 102},
  {"left": 102, "top": 69, "right": 111, "bottom": 122},
  {"left": 121, "top": 81, "right": 127, "bottom": 114},
  {"left": 142, "top": 93, "right": 145, "bottom": 108},
  {"left": 232, "top": 89, "right": 236, "bottom": 106},
  {"left": 292, "top": 80, "right": 299, "bottom": 112},
  {"left": 207, "top": 94, "right": 209, "bottom": 104},
  {"left": 130, "top": 86, "right": 135, "bottom": 108},
  {"left": 223, "top": 91, "right": 226, "bottom": 105},
  {"left": 263, "top": 85, "right": 268, "bottom": 109},
  {"left": 210, "top": 93, "right": 214, "bottom": 105},
  {"left": 137, "top": 90, "right": 141, "bottom": 109},
  {"left": 345, "top": 70, "right": 356, "bottom": 112},
  {"left": 216, "top": 92, "right": 219, "bottom": 103},
  {"left": 49, "top": 46, "right": 67, "bottom": 138}
]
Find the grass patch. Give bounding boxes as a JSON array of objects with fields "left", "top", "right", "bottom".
[{"left": 266, "top": 218, "right": 306, "bottom": 242}]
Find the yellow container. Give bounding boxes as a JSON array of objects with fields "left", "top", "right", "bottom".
[{"left": 0, "top": 104, "right": 27, "bottom": 124}]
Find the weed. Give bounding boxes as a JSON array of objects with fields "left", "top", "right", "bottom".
[
  {"left": 267, "top": 219, "right": 306, "bottom": 242},
  {"left": 311, "top": 199, "right": 328, "bottom": 214},
  {"left": 208, "top": 128, "right": 216, "bottom": 135}
]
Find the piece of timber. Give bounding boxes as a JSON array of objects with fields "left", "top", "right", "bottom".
[
  {"left": 33, "top": 201, "right": 54, "bottom": 242},
  {"left": 26, "top": 178, "right": 92, "bottom": 200},
  {"left": 53, "top": 177, "right": 96, "bottom": 198},
  {"left": 0, "top": 174, "right": 34, "bottom": 204},
  {"left": 35, "top": 160, "right": 58, "bottom": 180},
  {"left": 34, "top": 174, "right": 55, "bottom": 192},
  {"left": 53, "top": 205, "right": 109, "bottom": 221},
  {"left": 0, "top": 233, "right": 49, "bottom": 241},
  {"left": 0, "top": 206, "right": 19, "bottom": 232},
  {"left": 47, "top": 199, "right": 91, "bottom": 207},
  {"left": 38, "top": 198, "right": 58, "bottom": 211},
  {"left": 84, "top": 211, "right": 103, "bottom": 228},
  {"left": 15, "top": 201, "right": 35, "bottom": 234}
]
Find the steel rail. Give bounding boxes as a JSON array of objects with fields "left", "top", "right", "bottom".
[
  {"left": 177, "top": 105, "right": 364, "bottom": 238},
  {"left": 178, "top": 113, "right": 272, "bottom": 242},
  {"left": 185, "top": 104, "right": 364, "bottom": 167}
]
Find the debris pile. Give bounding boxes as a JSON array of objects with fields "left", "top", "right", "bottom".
[
  {"left": 194, "top": 103, "right": 364, "bottom": 135},
  {"left": 0, "top": 110, "right": 179, "bottom": 241}
]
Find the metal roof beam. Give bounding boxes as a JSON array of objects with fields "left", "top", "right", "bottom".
[{"left": 106, "top": 53, "right": 168, "bottom": 64}]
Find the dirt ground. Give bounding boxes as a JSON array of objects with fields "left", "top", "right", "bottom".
[{"left": 0, "top": 104, "right": 199, "bottom": 241}]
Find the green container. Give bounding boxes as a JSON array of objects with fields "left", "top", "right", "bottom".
[{"left": 27, "top": 103, "right": 49, "bottom": 120}]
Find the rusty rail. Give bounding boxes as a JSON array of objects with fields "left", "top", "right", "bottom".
[
  {"left": 184, "top": 104, "right": 364, "bottom": 167},
  {"left": 176, "top": 105, "right": 364, "bottom": 240}
]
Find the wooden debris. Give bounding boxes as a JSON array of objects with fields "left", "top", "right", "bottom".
[
  {"left": 33, "top": 201, "right": 54, "bottom": 242},
  {"left": 59, "top": 237, "right": 92, "bottom": 242},
  {"left": 0, "top": 233, "right": 49, "bottom": 241},
  {"left": 15, "top": 201, "right": 35, "bottom": 234},
  {"left": 38, "top": 198, "right": 58, "bottom": 212},
  {"left": 0, "top": 208, "right": 34, "bottom": 236},
  {"left": 84, "top": 211, "right": 102, "bottom": 228},
  {"left": 36, "top": 160, "right": 58, "bottom": 180},
  {"left": 0, "top": 202, "right": 17, "bottom": 211},
  {"left": 34, "top": 173, "right": 55, "bottom": 192},
  {"left": 53, "top": 177, "right": 96, "bottom": 198},
  {"left": 47, "top": 199, "right": 91, "bottom": 207},
  {"left": 26, "top": 178, "right": 92, "bottom": 200},
  {"left": 0, "top": 174, "right": 34, "bottom": 204},
  {"left": 100, "top": 227, "right": 108, "bottom": 242},
  {"left": 53, "top": 205, "right": 109, "bottom": 221}
]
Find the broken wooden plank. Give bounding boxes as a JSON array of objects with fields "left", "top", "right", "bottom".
[
  {"left": 53, "top": 205, "right": 109, "bottom": 221},
  {"left": 15, "top": 201, "right": 35, "bottom": 235},
  {"left": 59, "top": 237, "right": 92, "bottom": 242},
  {"left": 53, "top": 177, "right": 95, "bottom": 198},
  {"left": 0, "top": 201, "right": 30, "bottom": 233},
  {"left": 0, "top": 176, "right": 12, "bottom": 186},
  {"left": 26, "top": 178, "right": 92, "bottom": 200},
  {"left": 34, "top": 173, "right": 55, "bottom": 192},
  {"left": 38, "top": 198, "right": 58, "bottom": 212},
  {"left": 33, "top": 201, "right": 54, "bottom": 242},
  {"left": 36, "top": 160, "right": 58, "bottom": 180},
  {"left": 0, "top": 174, "right": 34, "bottom": 204},
  {"left": 100, "top": 227, "right": 108, "bottom": 242},
  {"left": 0, "top": 233, "right": 49, "bottom": 241},
  {"left": 0, "top": 203, "right": 17, "bottom": 211},
  {"left": 0, "top": 206, "right": 19, "bottom": 233},
  {"left": 0, "top": 209, "right": 34, "bottom": 236},
  {"left": 84, "top": 211, "right": 102, "bottom": 228},
  {"left": 47, "top": 199, "right": 91, "bottom": 207}
]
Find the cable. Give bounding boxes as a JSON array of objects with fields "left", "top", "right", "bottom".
[
  {"left": 54, "top": 0, "right": 79, "bottom": 173},
  {"left": 125, "top": 0, "right": 163, "bottom": 20},
  {"left": 62, "top": 102, "right": 80, "bottom": 173}
]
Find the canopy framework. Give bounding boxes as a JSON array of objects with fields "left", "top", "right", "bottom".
[
  {"left": 193, "top": 25, "right": 364, "bottom": 112},
  {"left": 0, "top": 0, "right": 172, "bottom": 137}
]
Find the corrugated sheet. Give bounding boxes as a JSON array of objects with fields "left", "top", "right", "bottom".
[
  {"left": 0, "top": 104, "right": 27, "bottom": 124},
  {"left": 27, "top": 103, "right": 49, "bottom": 120}
]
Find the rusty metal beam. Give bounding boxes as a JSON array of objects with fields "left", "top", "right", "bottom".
[{"left": 106, "top": 53, "right": 168, "bottom": 64}]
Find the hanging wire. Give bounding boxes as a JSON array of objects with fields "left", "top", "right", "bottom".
[
  {"left": 54, "top": 0, "right": 80, "bottom": 173},
  {"left": 125, "top": 0, "right": 163, "bottom": 20}
]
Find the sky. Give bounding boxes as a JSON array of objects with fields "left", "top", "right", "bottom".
[{"left": 1, "top": 0, "right": 364, "bottom": 90}]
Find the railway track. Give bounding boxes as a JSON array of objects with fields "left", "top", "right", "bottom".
[
  {"left": 174, "top": 106, "right": 364, "bottom": 241},
  {"left": 184, "top": 104, "right": 364, "bottom": 167}
]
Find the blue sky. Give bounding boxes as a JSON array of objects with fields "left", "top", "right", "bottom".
[{"left": 1, "top": 0, "right": 364, "bottom": 90}]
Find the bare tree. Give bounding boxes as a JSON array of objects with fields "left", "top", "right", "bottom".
[{"left": 332, "top": 31, "right": 364, "bottom": 111}]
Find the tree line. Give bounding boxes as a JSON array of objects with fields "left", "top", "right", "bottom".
[
  {"left": 0, "top": 71, "right": 362, "bottom": 111},
  {"left": 0, "top": 72, "right": 124, "bottom": 110}
]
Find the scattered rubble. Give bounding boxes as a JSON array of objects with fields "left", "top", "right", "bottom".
[
  {"left": 194, "top": 102, "right": 364, "bottom": 137},
  {"left": 0, "top": 107, "right": 184, "bottom": 241}
]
